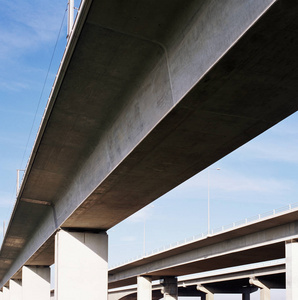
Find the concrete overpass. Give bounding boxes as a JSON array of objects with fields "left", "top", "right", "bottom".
[
  {"left": 106, "top": 206, "right": 298, "bottom": 300},
  {"left": 1, "top": 0, "right": 298, "bottom": 299},
  {"left": 108, "top": 261, "right": 285, "bottom": 300}
]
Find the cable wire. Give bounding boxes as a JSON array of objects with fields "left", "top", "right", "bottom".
[
  {"left": 19, "top": 4, "right": 68, "bottom": 171},
  {"left": 3, "top": 4, "right": 69, "bottom": 240}
]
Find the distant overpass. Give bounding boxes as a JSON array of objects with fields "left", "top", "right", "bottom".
[
  {"left": 108, "top": 205, "right": 298, "bottom": 289},
  {"left": 1, "top": 0, "right": 298, "bottom": 299},
  {"left": 108, "top": 261, "right": 285, "bottom": 300}
]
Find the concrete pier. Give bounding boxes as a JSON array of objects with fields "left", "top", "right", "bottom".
[
  {"left": 137, "top": 276, "right": 152, "bottom": 300},
  {"left": 22, "top": 266, "right": 50, "bottom": 300},
  {"left": 286, "top": 240, "right": 298, "bottom": 300},
  {"left": 55, "top": 230, "right": 108, "bottom": 300},
  {"left": 161, "top": 277, "right": 178, "bottom": 300},
  {"left": 2, "top": 287, "right": 9, "bottom": 300},
  {"left": 242, "top": 292, "right": 251, "bottom": 300},
  {"left": 10, "top": 279, "right": 22, "bottom": 300}
]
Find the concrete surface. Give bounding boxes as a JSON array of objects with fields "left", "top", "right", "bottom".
[
  {"left": 161, "top": 277, "right": 178, "bottom": 300},
  {"left": 55, "top": 230, "right": 108, "bottom": 300},
  {"left": 137, "top": 276, "right": 152, "bottom": 300},
  {"left": 286, "top": 241, "right": 298, "bottom": 300},
  {"left": 22, "top": 266, "right": 50, "bottom": 300},
  {"left": 2, "top": 287, "right": 8, "bottom": 300},
  {"left": 10, "top": 279, "right": 22, "bottom": 300},
  {"left": 1, "top": 0, "right": 298, "bottom": 289}
]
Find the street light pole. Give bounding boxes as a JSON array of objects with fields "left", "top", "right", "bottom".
[
  {"left": 67, "top": 0, "right": 74, "bottom": 40},
  {"left": 208, "top": 168, "right": 220, "bottom": 235},
  {"left": 143, "top": 204, "right": 154, "bottom": 256}
]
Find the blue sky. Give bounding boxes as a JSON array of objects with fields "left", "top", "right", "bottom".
[
  {"left": 0, "top": 1, "right": 296, "bottom": 299},
  {"left": 0, "top": 0, "right": 72, "bottom": 225}
]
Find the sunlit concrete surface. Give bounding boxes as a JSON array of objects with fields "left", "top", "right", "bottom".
[
  {"left": 22, "top": 266, "right": 50, "bottom": 300},
  {"left": 1, "top": 0, "right": 298, "bottom": 296}
]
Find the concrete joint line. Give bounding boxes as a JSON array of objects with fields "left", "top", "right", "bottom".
[{"left": 90, "top": 23, "right": 175, "bottom": 104}]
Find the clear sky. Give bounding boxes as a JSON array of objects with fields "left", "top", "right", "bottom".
[{"left": 1, "top": 1, "right": 296, "bottom": 299}]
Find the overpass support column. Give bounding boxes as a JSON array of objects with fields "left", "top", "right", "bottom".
[
  {"left": 197, "top": 285, "right": 214, "bottom": 300},
  {"left": 242, "top": 292, "right": 250, "bottom": 300},
  {"left": 137, "top": 276, "right": 152, "bottom": 300},
  {"left": 242, "top": 293, "right": 250, "bottom": 300},
  {"left": 286, "top": 240, "right": 298, "bottom": 300},
  {"left": 249, "top": 277, "right": 270, "bottom": 300},
  {"left": 161, "top": 277, "right": 178, "bottom": 300},
  {"left": 10, "top": 279, "right": 22, "bottom": 300},
  {"left": 2, "top": 287, "right": 9, "bottom": 300},
  {"left": 23, "top": 266, "right": 50, "bottom": 300},
  {"left": 55, "top": 229, "right": 108, "bottom": 300}
]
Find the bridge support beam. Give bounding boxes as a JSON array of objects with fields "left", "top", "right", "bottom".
[
  {"left": 23, "top": 266, "right": 50, "bottom": 300},
  {"left": 10, "top": 279, "right": 22, "bottom": 300},
  {"left": 2, "top": 287, "right": 9, "bottom": 300},
  {"left": 249, "top": 277, "right": 270, "bottom": 300},
  {"left": 161, "top": 277, "right": 178, "bottom": 300},
  {"left": 55, "top": 229, "right": 108, "bottom": 300},
  {"left": 197, "top": 285, "right": 214, "bottom": 300},
  {"left": 286, "top": 240, "right": 298, "bottom": 300},
  {"left": 137, "top": 276, "right": 152, "bottom": 300}
]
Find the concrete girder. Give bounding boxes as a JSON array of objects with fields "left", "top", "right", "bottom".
[{"left": 1, "top": 0, "right": 298, "bottom": 288}]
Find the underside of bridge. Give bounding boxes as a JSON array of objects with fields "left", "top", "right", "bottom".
[
  {"left": 109, "top": 272, "right": 285, "bottom": 299},
  {"left": 1, "top": 0, "right": 298, "bottom": 288}
]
